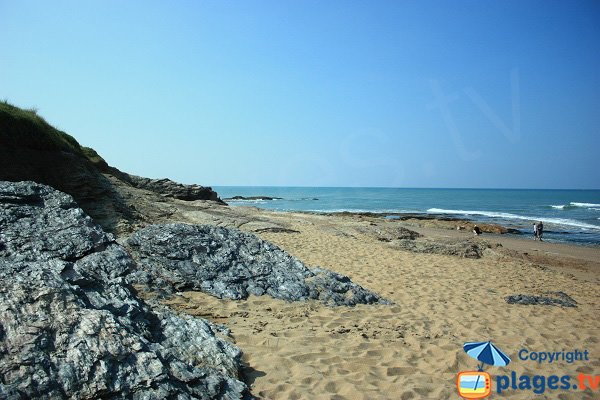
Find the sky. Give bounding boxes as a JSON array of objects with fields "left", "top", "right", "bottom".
[{"left": 1, "top": 0, "right": 599, "bottom": 189}]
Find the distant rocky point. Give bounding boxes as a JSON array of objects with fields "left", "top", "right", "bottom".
[
  {"left": 224, "top": 196, "right": 321, "bottom": 202},
  {"left": 121, "top": 174, "right": 223, "bottom": 202},
  {"left": 224, "top": 195, "right": 283, "bottom": 201}
]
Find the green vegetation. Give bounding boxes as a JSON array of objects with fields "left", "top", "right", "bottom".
[
  {"left": 81, "top": 146, "right": 110, "bottom": 169},
  {"left": 0, "top": 100, "right": 84, "bottom": 154}
]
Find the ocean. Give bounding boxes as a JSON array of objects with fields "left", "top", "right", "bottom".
[{"left": 214, "top": 187, "right": 600, "bottom": 246}]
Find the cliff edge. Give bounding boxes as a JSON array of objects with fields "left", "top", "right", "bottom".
[{"left": 0, "top": 101, "right": 223, "bottom": 233}]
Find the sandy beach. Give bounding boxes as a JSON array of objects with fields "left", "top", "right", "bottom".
[
  {"left": 3, "top": 2, "right": 600, "bottom": 398},
  {"left": 162, "top": 209, "right": 600, "bottom": 399}
]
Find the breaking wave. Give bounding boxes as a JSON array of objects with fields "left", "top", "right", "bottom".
[
  {"left": 548, "top": 203, "right": 600, "bottom": 210},
  {"left": 570, "top": 202, "right": 600, "bottom": 208},
  {"left": 427, "top": 208, "right": 600, "bottom": 230}
]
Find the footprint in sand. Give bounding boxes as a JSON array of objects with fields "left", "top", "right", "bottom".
[
  {"left": 324, "top": 381, "right": 338, "bottom": 393},
  {"left": 386, "top": 367, "right": 414, "bottom": 376}
]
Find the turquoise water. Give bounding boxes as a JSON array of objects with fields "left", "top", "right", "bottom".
[{"left": 214, "top": 187, "right": 600, "bottom": 246}]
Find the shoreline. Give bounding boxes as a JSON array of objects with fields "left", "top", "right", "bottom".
[
  {"left": 228, "top": 205, "right": 600, "bottom": 249},
  {"left": 218, "top": 186, "right": 600, "bottom": 248},
  {"left": 204, "top": 204, "right": 600, "bottom": 283}
]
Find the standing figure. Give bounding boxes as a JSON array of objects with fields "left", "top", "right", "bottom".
[
  {"left": 536, "top": 221, "right": 544, "bottom": 241},
  {"left": 533, "top": 223, "right": 538, "bottom": 240}
]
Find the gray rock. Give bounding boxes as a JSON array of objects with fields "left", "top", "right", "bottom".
[
  {"left": 505, "top": 292, "right": 577, "bottom": 307},
  {"left": 395, "top": 227, "right": 422, "bottom": 240},
  {"left": 253, "top": 227, "right": 300, "bottom": 234},
  {"left": 126, "top": 224, "right": 388, "bottom": 306},
  {"left": 394, "top": 239, "right": 489, "bottom": 259},
  {"left": 0, "top": 181, "right": 251, "bottom": 399},
  {"left": 124, "top": 175, "right": 225, "bottom": 204},
  {"left": 355, "top": 224, "right": 421, "bottom": 243}
]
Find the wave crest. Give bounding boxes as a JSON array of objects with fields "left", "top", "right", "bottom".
[
  {"left": 570, "top": 202, "right": 600, "bottom": 208},
  {"left": 426, "top": 208, "right": 600, "bottom": 230}
]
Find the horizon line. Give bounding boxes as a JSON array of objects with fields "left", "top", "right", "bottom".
[{"left": 210, "top": 185, "right": 600, "bottom": 191}]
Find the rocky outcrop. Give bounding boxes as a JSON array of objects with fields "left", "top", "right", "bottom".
[
  {"left": 126, "top": 224, "right": 388, "bottom": 306},
  {"left": 505, "top": 292, "right": 577, "bottom": 307},
  {"left": 396, "top": 227, "right": 422, "bottom": 240},
  {"left": 119, "top": 175, "right": 225, "bottom": 203},
  {"left": 253, "top": 227, "right": 301, "bottom": 234},
  {"left": 0, "top": 181, "right": 250, "bottom": 399},
  {"left": 0, "top": 102, "right": 223, "bottom": 234},
  {"left": 360, "top": 225, "right": 422, "bottom": 242},
  {"left": 394, "top": 239, "right": 493, "bottom": 259},
  {"left": 340, "top": 212, "right": 519, "bottom": 235}
]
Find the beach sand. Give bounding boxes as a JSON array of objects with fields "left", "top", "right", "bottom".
[{"left": 164, "top": 210, "right": 600, "bottom": 399}]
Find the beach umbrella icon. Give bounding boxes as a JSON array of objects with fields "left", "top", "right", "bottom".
[
  {"left": 463, "top": 341, "right": 511, "bottom": 371},
  {"left": 461, "top": 341, "right": 511, "bottom": 398}
]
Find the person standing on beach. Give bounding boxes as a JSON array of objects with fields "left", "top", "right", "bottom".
[
  {"left": 536, "top": 221, "right": 544, "bottom": 241},
  {"left": 533, "top": 223, "right": 538, "bottom": 240}
]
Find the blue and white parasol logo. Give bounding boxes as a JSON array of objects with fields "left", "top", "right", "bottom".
[{"left": 464, "top": 341, "right": 511, "bottom": 371}]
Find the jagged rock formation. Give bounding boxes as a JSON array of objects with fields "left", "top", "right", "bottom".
[
  {"left": 0, "top": 102, "right": 223, "bottom": 234},
  {"left": 0, "top": 181, "right": 250, "bottom": 399},
  {"left": 124, "top": 175, "right": 223, "bottom": 202},
  {"left": 126, "top": 224, "right": 389, "bottom": 306}
]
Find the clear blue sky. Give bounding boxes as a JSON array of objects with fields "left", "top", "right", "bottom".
[{"left": 1, "top": 0, "right": 599, "bottom": 189}]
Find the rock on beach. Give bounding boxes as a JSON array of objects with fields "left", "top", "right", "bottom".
[
  {"left": 0, "top": 181, "right": 251, "bottom": 399},
  {"left": 126, "top": 223, "right": 389, "bottom": 306}
]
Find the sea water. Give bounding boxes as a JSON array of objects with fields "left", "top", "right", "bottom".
[{"left": 214, "top": 187, "right": 600, "bottom": 246}]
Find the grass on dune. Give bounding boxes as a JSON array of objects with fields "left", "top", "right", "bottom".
[{"left": 0, "top": 100, "right": 84, "bottom": 154}]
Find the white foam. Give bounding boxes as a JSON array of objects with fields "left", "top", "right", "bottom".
[
  {"left": 550, "top": 205, "right": 565, "bottom": 209},
  {"left": 570, "top": 202, "right": 600, "bottom": 208},
  {"left": 426, "top": 208, "right": 600, "bottom": 230}
]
